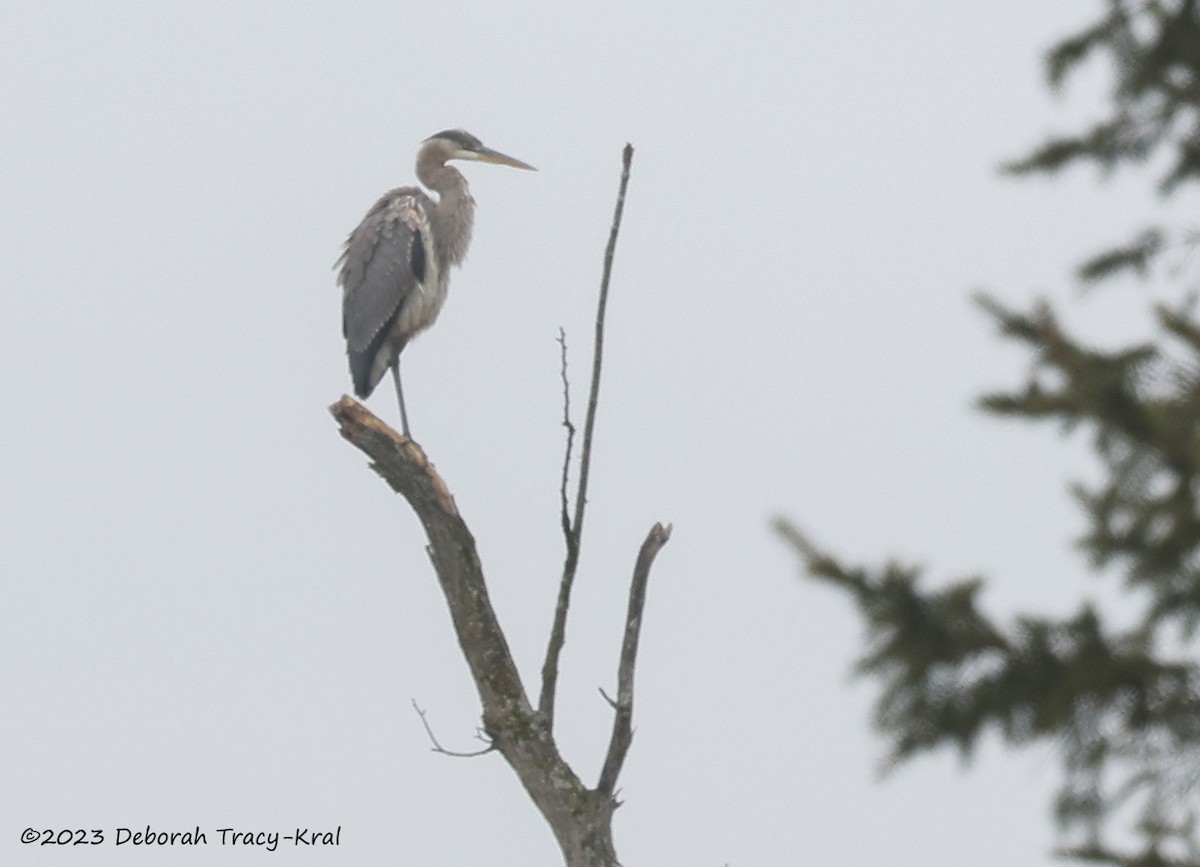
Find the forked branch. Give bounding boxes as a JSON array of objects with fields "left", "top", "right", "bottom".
[
  {"left": 540, "top": 144, "right": 636, "bottom": 727},
  {"left": 330, "top": 398, "right": 603, "bottom": 862}
]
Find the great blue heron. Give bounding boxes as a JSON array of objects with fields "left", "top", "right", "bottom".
[{"left": 337, "top": 129, "right": 535, "bottom": 437}]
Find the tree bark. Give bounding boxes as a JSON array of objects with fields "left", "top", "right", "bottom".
[{"left": 330, "top": 398, "right": 669, "bottom": 865}]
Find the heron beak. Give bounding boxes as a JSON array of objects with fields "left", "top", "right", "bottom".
[{"left": 470, "top": 146, "right": 537, "bottom": 171}]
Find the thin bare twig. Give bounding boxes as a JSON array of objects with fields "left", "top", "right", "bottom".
[
  {"left": 574, "top": 142, "right": 634, "bottom": 550},
  {"left": 539, "top": 144, "right": 635, "bottom": 726},
  {"left": 557, "top": 328, "right": 576, "bottom": 545},
  {"left": 597, "top": 522, "right": 672, "bottom": 796},
  {"left": 411, "top": 699, "right": 495, "bottom": 758}
]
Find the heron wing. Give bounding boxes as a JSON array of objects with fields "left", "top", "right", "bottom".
[{"left": 337, "top": 188, "right": 433, "bottom": 354}]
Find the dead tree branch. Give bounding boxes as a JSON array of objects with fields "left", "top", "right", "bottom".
[
  {"left": 540, "top": 143, "right": 636, "bottom": 728},
  {"left": 330, "top": 400, "right": 524, "bottom": 715},
  {"left": 597, "top": 522, "right": 672, "bottom": 797},
  {"left": 330, "top": 397, "right": 615, "bottom": 865}
]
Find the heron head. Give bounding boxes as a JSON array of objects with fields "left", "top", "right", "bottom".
[{"left": 423, "top": 129, "right": 536, "bottom": 172}]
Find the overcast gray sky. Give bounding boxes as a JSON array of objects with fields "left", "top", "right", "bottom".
[{"left": 3, "top": 1, "right": 1186, "bottom": 864}]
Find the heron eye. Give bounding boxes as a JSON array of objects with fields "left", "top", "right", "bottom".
[{"left": 410, "top": 230, "right": 427, "bottom": 282}]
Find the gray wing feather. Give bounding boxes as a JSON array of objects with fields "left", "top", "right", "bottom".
[{"left": 338, "top": 189, "right": 431, "bottom": 353}]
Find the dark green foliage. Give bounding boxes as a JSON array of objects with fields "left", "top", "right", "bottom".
[
  {"left": 1005, "top": 0, "right": 1200, "bottom": 284},
  {"left": 1007, "top": 0, "right": 1200, "bottom": 194},
  {"left": 974, "top": 294, "right": 1200, "bottom": 633},
  {"left": 1077, "top": 229, "right": 1165, "bottom": 283},
  {"left": 779, "top": 3, "right": 1200, "bottom": 865},
  {"left": 779, "top": 516, "right": 1200, "bottom": 862}
]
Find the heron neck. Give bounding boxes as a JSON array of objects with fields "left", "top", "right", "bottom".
[{"left": 421, "top": 164, "right": 475, "bottom": 268}]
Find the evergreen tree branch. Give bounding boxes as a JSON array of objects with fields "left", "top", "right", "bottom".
[
  {"left": 1077, "top": 228, "right": 1166, "bottom": 284},
  {"left": 776, "top": 518, "right": 1200, "bottom": 861},
  {"left": 975, "top": 293, "right": 1200, "bottom": 631},
  {"left": 1008, "top": 0, "right": 1200, "bottom": 193},
  {"left": 779, "top": 4, "right": 1200, "bottom": 864},
  {"left": 1003, "top": 0, "right": 1200, "bottom": 280}
]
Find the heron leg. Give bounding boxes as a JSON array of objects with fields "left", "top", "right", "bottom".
[{"left": 390, "top": 361, "right": 411, "bottom": 438}]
